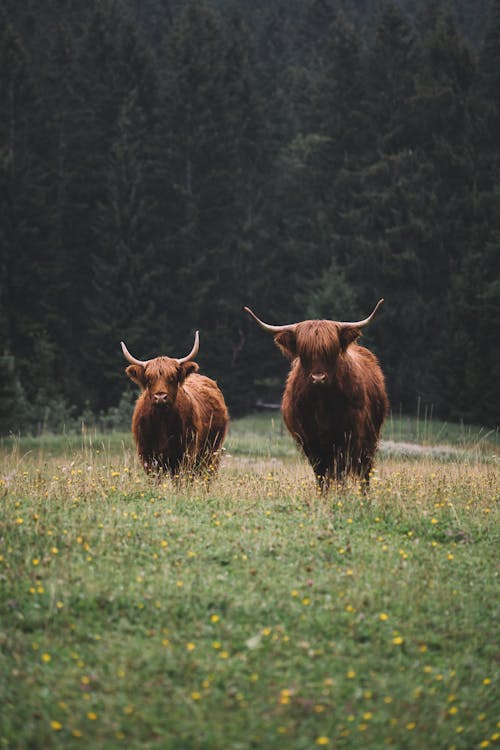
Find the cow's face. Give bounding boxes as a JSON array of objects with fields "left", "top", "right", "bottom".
[
  {"left": 275, "top": 321, "right": 361, "bottom": 386},
  {"left": 126, "top": 357, "right": 199, "bottom": 407}
]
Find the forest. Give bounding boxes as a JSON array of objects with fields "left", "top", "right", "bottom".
[{"left": 0, "top": 0, "right": 499, "bottom": 434}]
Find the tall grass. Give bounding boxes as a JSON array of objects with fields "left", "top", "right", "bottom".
[{"left": 0, "top": 415, "right": 498, "bottom": 749}]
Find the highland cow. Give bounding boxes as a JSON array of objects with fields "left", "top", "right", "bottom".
[
  {"left": 244, "top": 300, "right": 388, "bottom": 491},
  {"left": 121, "top": 332, "right": 228, "bottom": 478}
]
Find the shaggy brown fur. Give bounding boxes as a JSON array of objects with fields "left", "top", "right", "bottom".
[
  {"left": 125, "top": 356, "right": 229, "bottom": 478},
  {"left": 254, "top": 317, "right": 388, "bottom": 491}
]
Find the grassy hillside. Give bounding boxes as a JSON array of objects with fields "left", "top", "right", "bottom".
[{"left": 0, "top": 416, "right": 498, "bottom": 749}]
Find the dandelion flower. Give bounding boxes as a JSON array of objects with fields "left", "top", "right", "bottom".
[
  {"left": 50, "top": 721, "right": 62, "bottom": 731},
  {"left": 315, "top": 738, "right": 330, "bottom": 746}
]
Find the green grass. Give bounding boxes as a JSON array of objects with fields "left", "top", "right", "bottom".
[{"left": 0, "top": 415, "right": 498, "bottom": 749}]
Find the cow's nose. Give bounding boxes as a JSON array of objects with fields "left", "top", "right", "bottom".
[
  {"left": 311, "top": 372, "right": 327, "bottom": 384},
  {"left": 153, "top": 392, "right": 169, "bottom": 403}
]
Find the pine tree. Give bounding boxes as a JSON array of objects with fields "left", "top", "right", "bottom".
[
  {"left": 36, "top": 24, "right": 94, "bottom": 405},
  {"left": 438, "top": 0, "right": 500, "bottom": 425},
  {"left": 0, "top": 352, "right": 29, "bottom": 434},
  {"left": 162, "top": 2, "right": 270, "bottom": 411},
  {"left": 292, "top": 0, "right": 338, "bottom": 132},
  {"left": 85, "top": 93, "right": 162, "bottom": 410},
  {"left": 340, "top": 6, "right": 479, "bottom": 413},
  {"left": 74, "top": 0, "right": 161, "bottom": 410},
  {"left": 0, "top": 24, "right": 55, "bottom": 412},
  {"left": 366, "top": 1, "right": 416, "bottom": 153},
  {"left": 481, "top": 0, "right": 500, "bottom": 98}
]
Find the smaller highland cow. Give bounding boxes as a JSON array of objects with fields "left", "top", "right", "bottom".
[
  {"left": 121, "top": 332, "right": 228, "bottom": 478},
  {"left": 244, "top": 300, "right": 389, "bottom": 491}
]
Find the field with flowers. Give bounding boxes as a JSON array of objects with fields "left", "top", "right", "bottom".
[{"left": 0, "top": 415, "right": 498, "bottom": 749}]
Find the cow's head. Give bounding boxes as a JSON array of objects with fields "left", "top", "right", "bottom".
[
  {"left": 121, "top": 332, "right": 200, "bottom": 407},
  {"left": 244, "top": 300, "right": 384, "bottom": 386}
]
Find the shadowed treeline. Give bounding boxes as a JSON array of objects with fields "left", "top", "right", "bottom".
[{"left": 1, "top": 0, "right": 499, "bottom": 434}]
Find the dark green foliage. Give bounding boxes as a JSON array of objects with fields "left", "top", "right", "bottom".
[
  {"left": 0, "top": 0, "right": 499, "bottom": 431},
  {"left": 0, "top": 353, "right": 29, "bottom": 433}
]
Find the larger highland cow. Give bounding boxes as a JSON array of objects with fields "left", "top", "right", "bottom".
[
  {"left": 121, "top": 332, "right": 228, "bottom": 478},
  {"left": 244, "top": 300, "right": 388, "bottom": 491}
]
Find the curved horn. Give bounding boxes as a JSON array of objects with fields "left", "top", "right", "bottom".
[
  {"left": 244, "top": 306, "right": 297, "bottom": 334},
  {"left": 121, "top": 341, "right": 149, "bottom": 366},
  {"left": 339, "top": 299, "right": 384, "bottom": 328},
  {"left": 176, "top": 330, "right": 200, "bottom": 364}
]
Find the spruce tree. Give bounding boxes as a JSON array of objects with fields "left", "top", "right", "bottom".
[
  {"left": 0, "top": 24, "right": 55, "bottom": 412},
  {"left": 85, "top": 93, "right": 162, "bottom": 410},
  {"left": 163, "top": 2, "right": 269, "bottom": 410},
  {"left": 75, "top": 0, "right": 160, "bottom": 410},
  {"left": 438, "top": 0, "right": 500, "bottom": 425}
]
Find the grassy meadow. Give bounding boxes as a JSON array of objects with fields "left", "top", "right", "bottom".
[{"left": 0, "top": 414, "right": 498, "bottom": 749}]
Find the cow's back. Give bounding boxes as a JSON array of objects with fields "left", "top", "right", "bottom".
[
  {"left": 182, "top": 373, "right": 229, "bottom": 447},
  {"left": 347, "top": 345, "right": 389, "bottom": 428}
]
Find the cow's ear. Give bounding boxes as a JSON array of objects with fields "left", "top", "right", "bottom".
[
  {"left": 340, "top": 326, "right": 361, "bottom": 352},
  {"left": 179, "top": 361, "right": 199, "bottom": 381},
  {"left": 126, "top": 364, "right": 146, "bottom": 387},
  {"left": 274, "top": 330, "right": 297, "bottom": 359}
]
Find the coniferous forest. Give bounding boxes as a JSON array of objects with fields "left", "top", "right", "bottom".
[{"left": 1, "top": 0, "right": 499, "bottom": 434}]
